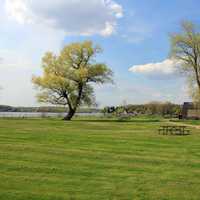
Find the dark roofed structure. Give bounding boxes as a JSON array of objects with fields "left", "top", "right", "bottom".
[{"left": 181, "top": 102, "right": 200, "bottom": 119}]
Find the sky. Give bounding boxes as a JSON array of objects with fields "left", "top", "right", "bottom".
[{"left": 0, "top": 0, "right": 200, "bottom": 107}]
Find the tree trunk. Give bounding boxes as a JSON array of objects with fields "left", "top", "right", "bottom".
[
  {"left": 63, "top": 108, "right": 76, "bottom": 121},
  {"left": 63, "top": 84, "right": 83, "bottom": 121}
]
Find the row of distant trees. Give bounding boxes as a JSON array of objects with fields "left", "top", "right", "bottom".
[
  {"left": 0, "top": 105, "right": 100, "bottom": 113},
  {"left": 0, "top": 103, "right": 181, "bottom": 117},
  {"left": 102, "top": 102, "right": 181, "bottom": 117}
]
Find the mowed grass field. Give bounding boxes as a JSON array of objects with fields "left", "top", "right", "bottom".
[{"left": 0, "top": 118, "right": 200, "bottom": 200}]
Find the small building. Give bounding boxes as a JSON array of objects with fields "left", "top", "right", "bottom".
[{"left": 181, "top": 102, "right": 200, "bottom": 119}]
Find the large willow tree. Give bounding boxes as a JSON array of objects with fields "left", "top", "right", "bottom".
[
  {"left": 33, "top": 41, "right": 113, "bottom": 120},
  {"left": 171, "top": 21, "right": 200, "bottom": 102}
]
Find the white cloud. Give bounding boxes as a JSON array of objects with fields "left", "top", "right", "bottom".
[
  {"left": 0, "top": 50, "right": 32, "bottom": 69},
  {"left": 129, "top": 58, "right": 182, "bottom": 78},
  {"left": 1, "top": 0, "right": 123, "bottom": 106},
  {"left": 5, "top": 0, "right": 33, "bottom": 24},
  {"left": 0, "top": 0, "right": 67, "bottom": 106},
  {"left": 0, "top": 50, "right": 37, "bottom": 106},
  {"left": 100, "top": 21, "right": 115, "bottom": 36},
  {"left": 5, "top": 0, "right": 123, "bottom": 36}
]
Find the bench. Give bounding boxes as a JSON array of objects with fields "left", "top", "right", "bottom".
[{"left": 159, "top": 125, "right": 190, "bottom": 135}]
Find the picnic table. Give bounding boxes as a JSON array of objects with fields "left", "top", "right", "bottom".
[{"left": 159, "top": 125, "right": 190, "bottom": 135}]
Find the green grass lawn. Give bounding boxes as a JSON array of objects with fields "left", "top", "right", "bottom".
[
  {"left": 0, "top": 118, "right": 200, "bottom": 200},
  {"left": 171, "top": 119, "right": 200, "bottom": 126}
]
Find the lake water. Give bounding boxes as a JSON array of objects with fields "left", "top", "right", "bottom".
[{"left": 0, "top": 112, "right": 102, "bottom": 118}]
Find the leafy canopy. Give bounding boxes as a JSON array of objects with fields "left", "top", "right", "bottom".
[
  {"left": 32, "top": 41, "right": 113, "bottom": 110},
  {"left": 171, "top": 21, "right": 200, "bottom": 101}
]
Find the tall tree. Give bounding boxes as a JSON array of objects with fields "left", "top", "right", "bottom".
[
  {"left": 171, "top": 21, "right": 200, "bottom": 102},
  {"left": 33, "top": 41, "right": 113, "bottom": 120}
]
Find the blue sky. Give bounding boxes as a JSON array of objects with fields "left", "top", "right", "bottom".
[{"left": 0, "top": 0, "right": 199, "bottom": 107}]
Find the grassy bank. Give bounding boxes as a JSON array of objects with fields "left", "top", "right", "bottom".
[
  {"left": 170, "top": 119, "right": 200, "bottom": 126},
  {"left": 0, "top": 118, "right": 199, "bottom": 200}
]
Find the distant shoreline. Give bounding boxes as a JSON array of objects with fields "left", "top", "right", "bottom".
[
  {"left": 0, "top": 105, "right": 101, "bottom": 113},
  {"left": 0, "top": 112, "right": 102, "bottom": 118}
]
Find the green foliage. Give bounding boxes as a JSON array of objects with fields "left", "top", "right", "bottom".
[
  {"left": 102, "top": 102, "right": 181, "bottom": 117},
  {"left": 33, "top": 41, "right": 113, "bottom": 120},
  {"left": 170, "top": 21, "right": 200, "bottom": 102}
]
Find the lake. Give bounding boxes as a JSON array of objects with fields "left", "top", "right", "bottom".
[{"left": 0, "top": 112, "right": 102, "bottom": 118}]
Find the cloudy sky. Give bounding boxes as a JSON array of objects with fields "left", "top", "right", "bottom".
[{"left": 0, "top": 0, "right": 199, "bottom": 107}]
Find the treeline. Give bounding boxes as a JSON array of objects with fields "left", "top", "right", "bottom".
[
  {"left": 0, "top": 102, "right": 181, "bottom": 117},
  {"left": 0, "top": 105, "right": 100, "bottom": 113},
  {"left": 102, "top": 102, "right": 181, "bottom": 117}
]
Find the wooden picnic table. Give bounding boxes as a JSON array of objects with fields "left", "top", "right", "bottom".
[{"left": 159, "top": 125, "right": 190, "bottom": 135}]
